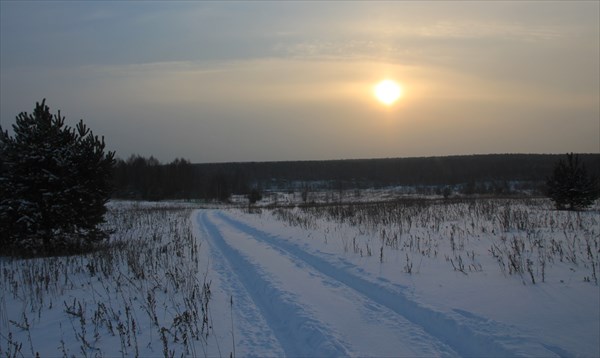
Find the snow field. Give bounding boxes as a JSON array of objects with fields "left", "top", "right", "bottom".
[
  {"left": 1, "top": 202, "right": 219, "bottom": 357},
  {"left": 225, "top": 198, "right": 599, "bottom": 356},
  {"left": 1, "top": 198, "right": 598, "bottom": 357}
]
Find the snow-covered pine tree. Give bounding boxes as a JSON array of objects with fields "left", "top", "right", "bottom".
[
  {"left": 0, "top": 99, "right": 115, "bottom": 256},
  {"left": 546, "top": 153, "right": 599, "bottom": 210}
]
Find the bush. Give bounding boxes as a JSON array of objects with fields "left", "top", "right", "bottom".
[
  {"left": 546, "top": 153, "right": 599, "bottom": 210},
  {"left": 0, "top": 99, "right": 115, "bottom": 256}
]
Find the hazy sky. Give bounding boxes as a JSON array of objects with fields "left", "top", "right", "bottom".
[{"left": 1, "top": 1, "right": 598, "bottom": 163}]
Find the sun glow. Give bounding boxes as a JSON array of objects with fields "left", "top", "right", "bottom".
[{"left": 374, "top": 79, "right": 402, "bottom": 105}]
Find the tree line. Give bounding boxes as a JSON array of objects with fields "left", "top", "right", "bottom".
[
  {"left": 110, "top": 153, "right": 600, "bottom": 201},
  {"left": 111, "top": 156, "right": 249, "bottom": 201}
]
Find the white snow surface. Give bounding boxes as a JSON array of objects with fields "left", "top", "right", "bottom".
[
  {"left": 1, "top": 199, "right": 599, "bottom": 357},
  {"left": 197, "top": 208, "right": 599, "bottom": 357}
]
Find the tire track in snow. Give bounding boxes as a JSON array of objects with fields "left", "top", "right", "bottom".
[
  {"left": 215, "top": 211, "right": 559, "bottom": 358},
  {"left": 195, "top": 211, "right": 284, "bottom": 357},
  {"left": 199, "top": 212, "right": 352, "bottom": 357}
]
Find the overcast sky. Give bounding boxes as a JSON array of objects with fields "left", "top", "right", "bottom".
[{"left": 1, "top": 1, "right": 598, "bottom": 163}]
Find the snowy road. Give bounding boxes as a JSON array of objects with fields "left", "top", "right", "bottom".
[{"left": 196, "top": 210, "right": 563, "bottom": 357}]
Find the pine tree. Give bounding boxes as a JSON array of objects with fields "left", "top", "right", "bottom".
[
  {"left": 546, "top": 153, "right": 599, "bottom": 210},
  {"left": 0, "top": 99, "right": 115, "bottom": 256}
]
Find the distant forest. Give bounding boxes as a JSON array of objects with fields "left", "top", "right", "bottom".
[{"left": 111, "top": 154, "right": 600, "bottom": 201}]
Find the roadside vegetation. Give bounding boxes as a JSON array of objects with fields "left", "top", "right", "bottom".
[
  {"left": 267, "top": 197, "right": 600, "bottom": 285},
  {"left": 0, "top": 202, "right": 214, "bottom": 358}
]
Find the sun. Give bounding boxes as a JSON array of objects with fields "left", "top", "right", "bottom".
[{"left": 374, "top": 79, "right": 402, "bottom": 106}]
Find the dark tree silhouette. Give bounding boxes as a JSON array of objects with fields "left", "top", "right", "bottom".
[
  {"left": 208, "top": 172, "right": 231, "bottom": 202},
  {"left": 109, "top": 154, "right": 599, "bottom": 201},
  {"left": 0, "top": 100, "right": 115, "bottom": 256},
  {"left": 247, "top": 188, "right": 263, "bottom": 205},
  {"left": 546, "top": 153, "right": 599, "bottom": 210}
]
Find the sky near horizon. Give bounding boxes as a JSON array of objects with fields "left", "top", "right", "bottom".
[{"left": 1, "top": 1, "right": 598, "bottom": 163}]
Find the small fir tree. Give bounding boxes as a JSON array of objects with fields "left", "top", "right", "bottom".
[
  {"left": 0, "top": 99, "right": 115, "bottom": 256},
  {"left": 546, "top": 153, "right": 599, "bottom": 210}
]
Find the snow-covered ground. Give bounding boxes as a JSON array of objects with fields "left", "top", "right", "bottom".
[{"left": 1, "top": 198, "right": 599, "bottom": 357}]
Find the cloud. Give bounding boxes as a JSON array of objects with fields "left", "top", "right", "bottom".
[{"left": 405, "top": 21, "right": 564, "bottom": 41}]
